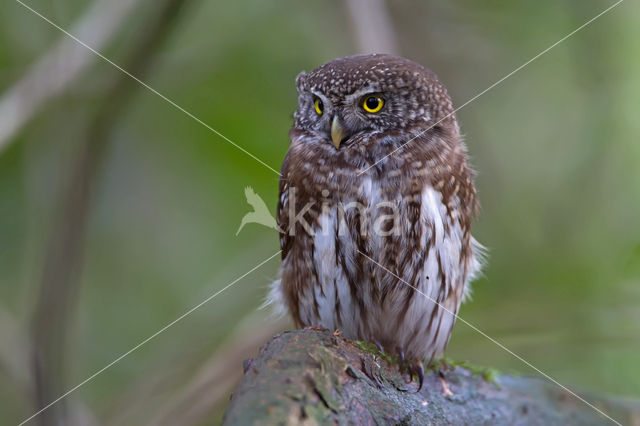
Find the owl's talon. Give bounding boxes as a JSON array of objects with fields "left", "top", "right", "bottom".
[
  {"left": 415, "top": 361, "right": 425, "bottom": 392},
  {"left": 402, "top": 359, "right": 425, "bottom": 391},
  {"left": 373, "top": 340, "right": 384, "bottom": 354}
]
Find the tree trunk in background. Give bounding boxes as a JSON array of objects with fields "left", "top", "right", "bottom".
[
  {"left": 28, "top": 1, "right": 190, "bottom": 424},
  {"left": 223, "top": 329, "right": 639, "bottom": 425}
]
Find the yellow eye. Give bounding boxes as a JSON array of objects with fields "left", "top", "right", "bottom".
[
  {"left": 314, "top": 97, "right": 324, "bottom": 115},
  {"left": 362, "top": 96, "right": 384, "bottom": 113}
]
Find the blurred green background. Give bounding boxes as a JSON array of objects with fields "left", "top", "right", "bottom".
[{"left": 1, "top": 0, "right": 639, "bottom": 424}]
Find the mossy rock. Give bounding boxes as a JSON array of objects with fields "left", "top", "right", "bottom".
[{"left": 223, "top": 329, "right": 638, "bottom": 425}]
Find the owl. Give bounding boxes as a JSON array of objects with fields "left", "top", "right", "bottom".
[{"left": 268, "top": 54, "right": 483, "bottom": 388}]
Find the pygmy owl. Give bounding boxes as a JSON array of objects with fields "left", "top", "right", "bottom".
[{"left": 268, "top": 54, "right": 483, "bottom": 388}]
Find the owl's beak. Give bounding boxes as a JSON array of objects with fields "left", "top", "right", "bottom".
[{"left": 331, "top": 115, "right": 345, "bottom": 149}]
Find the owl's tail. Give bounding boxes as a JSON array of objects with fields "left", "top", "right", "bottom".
[{"left": 259, "top": 276, "right": 288, "bottom": 319}]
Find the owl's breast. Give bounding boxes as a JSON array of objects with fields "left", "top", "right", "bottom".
[{"left": 275, "top": 170, "right": 482, "bottom": 358}]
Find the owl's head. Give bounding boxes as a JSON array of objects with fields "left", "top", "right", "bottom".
[{"left": 293, "top": 54, "right": 457, "bottom": 150}]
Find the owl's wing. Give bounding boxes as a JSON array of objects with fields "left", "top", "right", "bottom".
[{"left": 277, "top": 153, "right": 292, "bottom": 260}]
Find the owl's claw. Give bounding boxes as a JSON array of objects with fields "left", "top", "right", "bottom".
[
  {"left": 373, "top": 340, "right": 385, "bottom": 354},
  {"left": 415, "top": 361, "right": 425, "bottom": 392},
  {"left": 404, "top": 359, "right": 425, "bottom": 392},
  {"left": 394, "top": 348, "right": 424, "bottom": 391}
]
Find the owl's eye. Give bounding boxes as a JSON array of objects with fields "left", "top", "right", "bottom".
[
  {"left": 362, "top": 96, "right": 384, "bottom": 113},
  {"left": 314, "top": 97, "right": 324, "bottom": 115}
]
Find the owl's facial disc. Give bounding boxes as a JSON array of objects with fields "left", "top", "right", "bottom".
[
  {"left": 326, "top": 92, "right": 384, "bottom": 149},
  {"left": 295, "top": 54, "right": 458, "bottom": 152}
]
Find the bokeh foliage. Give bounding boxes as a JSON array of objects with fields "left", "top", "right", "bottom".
[{"left": 0, "top": 0, "right": 638, "bottom": 424}]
